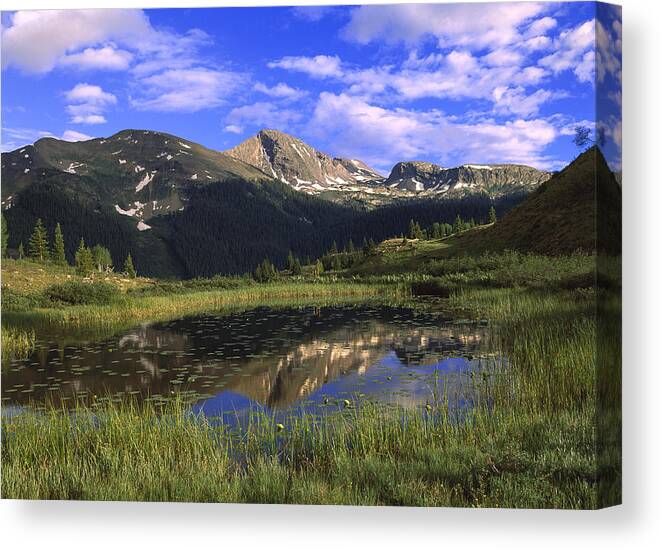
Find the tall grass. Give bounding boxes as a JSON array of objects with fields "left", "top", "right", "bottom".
[
  {"left": 3, "top": 281, "right": 407, "bottom": 340},
  {"left": 1, "top": 327, "right": 36, "bottom": 360},
  {"left": 2, "top": 398, "right": 598, "bottom": 508}
]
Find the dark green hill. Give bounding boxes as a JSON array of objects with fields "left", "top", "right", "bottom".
[{"left": 453, "top": 147, "right": 621, "bottom": 256}]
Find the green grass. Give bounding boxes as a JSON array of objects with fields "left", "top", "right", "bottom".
[
  {"left": 1, "top": 273, "right": 621, "bottom": 508},
  {"left": 2, "top": 398, "right": 599, "bottom": 508}
]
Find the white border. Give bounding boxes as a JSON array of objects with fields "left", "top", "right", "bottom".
[{"left": 2, "top": 1, "right": 660, "bottom": 548}]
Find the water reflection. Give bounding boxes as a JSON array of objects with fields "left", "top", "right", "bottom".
[{"left": 3, "top": 305, "right": 500, "bottom": 417}]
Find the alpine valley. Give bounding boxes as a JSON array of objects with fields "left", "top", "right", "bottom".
[{"left": 1, "top": 128, "right": 548, "bottom": 278}]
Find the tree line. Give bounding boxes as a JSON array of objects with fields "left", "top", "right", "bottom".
[{"left": 3, "top": 214, "right": 137, "bottom": 278}]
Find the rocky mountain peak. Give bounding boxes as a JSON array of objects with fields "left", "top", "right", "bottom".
[
  {"left": 225, "top": 130, "right": 384, "bottom": 193},
  {"left": 385, "top": 160, "right": 551, "bottom": 196}
]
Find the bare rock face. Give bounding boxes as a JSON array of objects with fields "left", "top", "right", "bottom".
[
  {"left": 225, "top": 129, "right": 384, "bottom": 193},
  {"left": 385, "top": 161, "right": 551, "bottom": 196}
]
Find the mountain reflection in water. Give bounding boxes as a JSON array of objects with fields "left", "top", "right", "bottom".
[{"left": 3, "top": 305, "right": 499, "bottom": 416}]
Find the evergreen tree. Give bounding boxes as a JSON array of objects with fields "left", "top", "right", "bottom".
[
  {"left": 488, "top": 206, "right": 497, "bottom": 224},
  {"left": 75, "top": 238, "right": 94, "bottom": 276},
  {"left": 331, "top": 254, "right": 342, "bottom": 271},
  {"left": 408, "top": 219, "right": 417, "bottom": 239},
  {"left": 28, "top": 218, "right": 49, "bottom": 261},
  {"left": 17, "top": 242, "right": 25, "bottom": 260},
  {"left": 254, "top": 257, "right": 277, "bottom": 282},
  {"left": 330, "top": 241, "right": 338, "bottom": 254},
  {"left": 53, "top": 223, "right": 67, "bottom": 265},
  {"left": 1, "top": 213, "right": 7, "bottom": 258},
  {"left": 92, "top": 245, "right": 113, "bottom": 272},
  {"left": 347, "top": 239, "right": 355, "bottom": 254},
  {"left": 291, "top": 258, "right": 302, "bottom": 276},
  {"left": 124, "top": 253, "right": 137, "bottom": 278},
  {"left": 453, "top": 214, "right": 464, "bottom": 234}
]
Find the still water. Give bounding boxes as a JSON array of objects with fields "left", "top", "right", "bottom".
[{"left": 2, "top": 304, "right": 502, "bottom": 420}]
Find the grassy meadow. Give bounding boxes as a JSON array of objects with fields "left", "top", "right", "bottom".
[{"left": 1, "top": 239, "right": 621, "bottom": 507}]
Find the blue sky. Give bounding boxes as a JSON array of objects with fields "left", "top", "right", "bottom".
[{"left": 1, "top": 3, "right": 621, "bottom": 172}]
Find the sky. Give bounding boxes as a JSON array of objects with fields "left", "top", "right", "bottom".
[{"left": 1, "top": 2, "right": 622, "bottom": 172}]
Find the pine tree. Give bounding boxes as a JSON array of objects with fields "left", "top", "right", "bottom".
[
  {"left": 313, "top": 259, "right": 324, "bottom": 277},
  {"left": 75, "top": 238, "right": 94, "bottom": 276},
  {"left": 488, "top": 206, "right": 497, "bottom": 224},
  {"left": 53, "top": 223, "right": 67, "bottom": 265},
  {"left": 17, "top": 242, "right": 25, "bottom": 260},
  {"left": 291, "top": 258, "right": 302, "bottom": 276},
  {"left": 347, "top": 239, "right": 355, "bottom": 254},
  {"left": 453, "top": 214, "right": 464, "bottom": 234},
  {"left": 409, "top": 219, "right": 417, "bottom": 239},
  {"left": 1, "top": 213, "right": 8, "bottom": 258},
  {"left": 330, "top": 241, "right": 338, "bottom": 254},
  {"left": 124, "top": 253, "right": 137, "bottom": 278},
  {"left": 28, "top": 218, "right": 49, "bottom": 261}
]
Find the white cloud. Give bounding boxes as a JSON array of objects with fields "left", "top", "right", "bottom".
[
  {"left": 526, "top": 16, "right": 557, "bottom": 37},
  {"left": 224, "top": 124, "right": 243, "bottom": 134},
  {"left": 130, "top": 68, "right": 245, "bottom": 112},
  {"left": 253, "top": 82, "right": 307, "bottom": 101},
  {"left": 268, "top": 55, "right": 343, "bottom": 78},
  {"left": 308, "top": 92, "right": 559, "bottom": 170},
  {"left": 539, "top": 19, "right": 595, "bottom": 83},
  {"left": 64, "top": 83, "right": 116, "bottom": 104},
  {"left": 225, "top": 102, "right": 302, "bottom": 132},
  {"left": 58, "top": 45, "right": 133, "bottom": 71},
  {"left": 64, "top": 83, "right": 116, "bottom": 125},
  {"left": 61, "top": 130, "right": 93, "bottom": 142},
  {"left": 341, "top": 3, "right": 548, "bottom": 50},
  {"left": 1, "top": 9, "right": 150, "bottom": 73}
]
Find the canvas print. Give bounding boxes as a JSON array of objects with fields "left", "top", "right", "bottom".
[{"left": 0, "top": 2, "right": 621, "bottom": 509}]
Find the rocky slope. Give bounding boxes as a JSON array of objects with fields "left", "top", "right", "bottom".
[
  {"left": 224, "top": 129, "right": 384, "bottom": 193},
  {"left": 385, "top": 161, "right": 551, "bottom": 196}
]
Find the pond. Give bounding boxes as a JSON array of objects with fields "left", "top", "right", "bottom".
[{"left": 2, "top": 303, "right": 504, "bottom": 422}]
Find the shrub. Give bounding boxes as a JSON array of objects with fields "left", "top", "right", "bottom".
[
  {"left": 43, "top": 281, "right": 120, "bottom": 306},
  {"left": 1, "top": 287, "right": 47, "bottom": 312}
]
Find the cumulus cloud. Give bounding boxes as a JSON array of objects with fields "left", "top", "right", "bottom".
[
  {"left": 64, "top": 83, "right": 116, "bottom": 125},
  {"left": 225, "top": 102, "right": 303, "bottom": 134},
  {"left": 539, "top": 19, "right": 596, "bottom": 83},
  {"left": 130, "top": 68, "right": 245, "bottom": 112},
  {"left": 308, "top": 92, "right": 559, "bottom": 170},
  {"left": 268, "top": 55, "right": 343, "bottom": 78},
  {"left": 341, "top": 2, "right": 548, "bottom": 49},
  {"left": 253, "top": 82, "right": 308, "bottom": 101},
  {"left": 1, "top": 9, "right": 150, "bottom": 73},
  {"left": 58, "top": 45, "right": 133, "bottom": 71}
]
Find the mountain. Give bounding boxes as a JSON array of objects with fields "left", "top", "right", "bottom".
[
  {"left": 224, "top": 129, "right": 384, "bottom": 194},
  {"left": 1, "top": 128, "right": 528, "bottom": 278},
  {"left": 454, "top": 147, "right": 621, "bottom": 256},
  {"left": 224, "top": 129, "right": 550, "bottom": 207},
  {"left": 1, "top": 129, "right": 266, "bottom": 225},
  {"left": 385, "top": 161, "right": 551, "bottom": 196}
]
